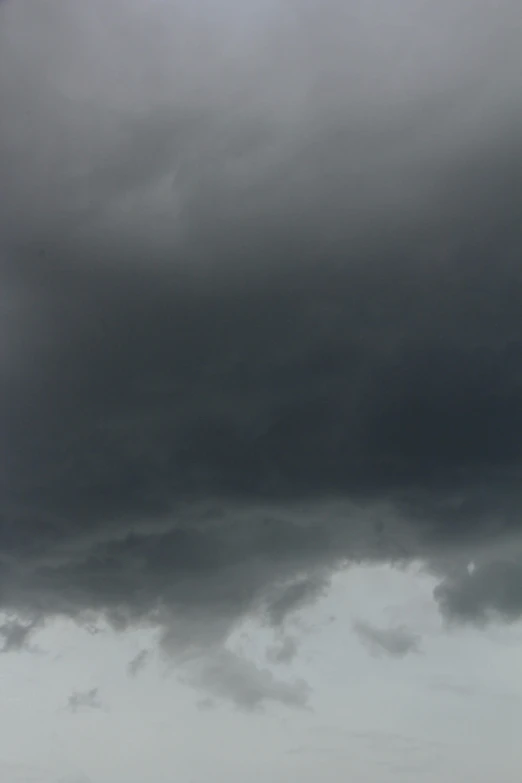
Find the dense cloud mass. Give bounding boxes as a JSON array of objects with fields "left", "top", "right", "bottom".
[{"left": 2, "top": 0, "right": 522, "bottom": 667}]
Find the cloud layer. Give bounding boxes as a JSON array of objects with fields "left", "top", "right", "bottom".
[{"left": 2, "top": 0, "right": 522, "bottom": 665}]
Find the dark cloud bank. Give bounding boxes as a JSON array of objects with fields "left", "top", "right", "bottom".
[{"left": 2, "top": 0, "right": 522, "bottom": 676}]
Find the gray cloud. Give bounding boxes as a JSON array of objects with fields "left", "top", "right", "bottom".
[
  {"left": 1, "top": 0, "right": 522, "bottom": 679},
  {"left": 353, "top": 621, "right": 421, "bottom": 657},
  {"left": 127, "top": 648, "right": 150, "bottom": 677},
  {"left": 67, "top": 687, "right": 105, "bottom": 713},
  {"left": 267, "top": 635, "right": 299, "bottom": 665},
  {"left": 0, "top": 617, "right": 41, "bottom": 653},
  {"left": 263, "top": 573, "right": 330, "bottom": 626},
  {"left": 435, "top": 560, "right": 522, "bottom": 624},
  {"left": 184, "top": 649, "right": 310, "bottom": 711}
]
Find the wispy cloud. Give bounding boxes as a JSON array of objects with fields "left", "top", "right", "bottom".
[
  {"left": 353, "top": 620, "right": 421, "bottom": 657},
  {"left": 67, "top": 687, "right": 105, "bottom": 713},
  {"left": 127, "top": 648, "right": 150, "bottom": 677}
]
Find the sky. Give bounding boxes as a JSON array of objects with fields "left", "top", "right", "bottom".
[{"left": 1, "top": 0, "right": 522, "bottom": 780}]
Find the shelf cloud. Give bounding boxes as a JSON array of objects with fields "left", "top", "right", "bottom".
[{"left": 2, "top": 0, "right": 522, "bottom": 664}]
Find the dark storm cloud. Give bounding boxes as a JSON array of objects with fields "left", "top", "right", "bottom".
[
  {"left": 435, "top": 560, "right": 522, "bottom": 624},
  {"left": 2, "top": 0, "right": 522, "bottom": 662},
  {"left": 353, "top": 621, "right": 421, "bottom": 657}
]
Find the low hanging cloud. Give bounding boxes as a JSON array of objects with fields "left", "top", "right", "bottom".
[
  {"left": 1, "top": 0, "right": 522, "bottom": 685},
  {"left": 0, "top": 617, "right": 41, "bottom": 654},
  {"left": 353, "top": 621, "right": 421, "bottom": 658},
  {"left": 263, "top": 573, "right": 331, "bottom": 627},
  {"left": 183, "top": 649, "right": 310, "bottom": 711},
  {"left": 434, "top": 560, "right": 522, "bottom": 625}
]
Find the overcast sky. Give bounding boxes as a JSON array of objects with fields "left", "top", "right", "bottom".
[{"left": 1, "top": 0, "right": 522, "bottom": 780}]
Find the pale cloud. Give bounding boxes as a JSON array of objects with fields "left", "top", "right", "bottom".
[{"left": 67, "top": 687, "right": 105, "bottom": 713}]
